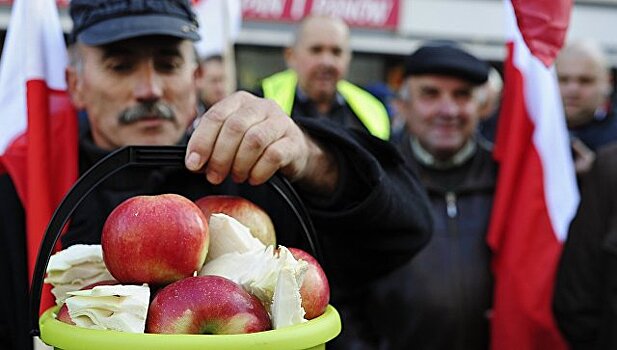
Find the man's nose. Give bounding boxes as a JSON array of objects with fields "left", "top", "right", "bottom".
[
  {"left": 134, "top": 62, "right": 163, "bottom": 101},
  {"left": 437, "top": 96, "right": 459, "bottom": 117},
  {"left": 561, "top": 80, "right": 579, "bottom": 94},
  {"left": 318, "top": 51, "right": 336, "bottom": 66}
]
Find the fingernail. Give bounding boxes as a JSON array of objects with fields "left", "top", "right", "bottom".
[{"left": 186, "top": 152, "right": 201, "bottom": 170}]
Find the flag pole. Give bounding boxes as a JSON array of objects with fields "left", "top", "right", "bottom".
[{"left": 221, "top": 0, "right": 237, "bottom": 94}]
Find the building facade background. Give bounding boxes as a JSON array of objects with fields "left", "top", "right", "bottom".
[{"left": 0, "top": 0, "right": 616, "bottom": 91}]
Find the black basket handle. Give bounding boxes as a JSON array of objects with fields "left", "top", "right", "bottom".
[{"left": 29, "top": 145, "right": 319, "bottom": 337}]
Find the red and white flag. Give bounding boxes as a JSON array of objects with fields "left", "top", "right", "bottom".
[
  {"left": 0, "top": 0, "right": 78, "bottom": 311},
  {"left": 487, "top": 0, "right": 577, "bottom": 349}
]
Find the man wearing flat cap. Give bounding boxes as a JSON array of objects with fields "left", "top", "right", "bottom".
[
  {"left": 0, "top": 1, "right": 434, "bottom": 349},
  {"left": 363, "top": 42, "right": 497, "bottom": 350}
]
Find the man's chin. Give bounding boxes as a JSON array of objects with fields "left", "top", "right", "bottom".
[
  {"left": 311, "top": 89, "right": 337, "bottom": 102},
  {"left": 427, "top": 140, "right": 468, "bottom": 159},
  {"left": 566, "top": 111, "right": 595, "bottom": 128}
]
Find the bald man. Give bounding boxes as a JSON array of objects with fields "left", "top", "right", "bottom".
[
  {"left": 260, "top": 15, "right": 391, "bottom": 141},
  {"left": 557, "top": 40, "right": 616, "bottom": 154}
]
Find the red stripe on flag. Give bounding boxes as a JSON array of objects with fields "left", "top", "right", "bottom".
[
  {"left": 0, "top": 0, "right": 79, "bottom": 320},
  {"left": 511, "top": 0, "right": 572, "bottom": 67},
  {"left": 488, "top": 42, "right": 568, "bottom": 350},
  {"left": 25, "top": 81, "right": 55, "bottom": 289},
  {"left": 2, "top": 80, "right": 79, "bottom": 313}
]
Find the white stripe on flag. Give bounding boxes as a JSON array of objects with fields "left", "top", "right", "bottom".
[
  {"left": 0, "top": 0, "right": 68, "bottom": 153},
  {"left": 506, "top": 0, "right": 578, "bottom": 242}
]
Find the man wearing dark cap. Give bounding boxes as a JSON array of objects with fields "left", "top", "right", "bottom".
[
  {"left": 0, "top": 1, "right": 433, "bottom": 349},
  {"left": 363, "top": 42, "right": 496, "bottom": 350}
]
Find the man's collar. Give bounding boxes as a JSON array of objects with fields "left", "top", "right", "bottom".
[
  {"left": 410, "top": 137, "right": 477, "bottom": 170},
  {"left": 594, "top": 104, "right": 609, "bottom": 121},
  {"left": 295, "top": 86, "right": 345, "bottom": 106}
]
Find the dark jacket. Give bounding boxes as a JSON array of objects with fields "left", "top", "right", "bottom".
[
  {"left": 569, "top": 104, "right": 617, "bottom": 151},
  {"left": 0, "top": 117, "right": 432, "bottom": 350},
  {"left": 554, "top": 143, "right": 617, "bottom": 350},
  {"left": 364, "top": 134, "right": 497, "bottom": 350}
]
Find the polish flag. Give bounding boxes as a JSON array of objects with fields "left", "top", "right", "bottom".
[
  {"left": 0, "top": 0, "right": 78, "bottom": 312},
  {"left": 487, "top": 0, "right": 577, "bottom": 349}
]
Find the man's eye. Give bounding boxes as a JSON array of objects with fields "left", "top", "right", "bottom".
[
  {"left": 420, "top": 90, "right": 439, "bottom": 99},
  {"left": 579, "top": 77, "right": 595, "bottom": 85},
  {"left": 156, "top": 60, "right": 182, "bottom": 72},
  {"left": 106, "top": 61, "right": 133, "bottom": 72},
  {"left": 309, "top": 47, "right": 323, "bottom": 55},
  {"left": 454, "top": 91, "right": 472, "bottom": 101}
]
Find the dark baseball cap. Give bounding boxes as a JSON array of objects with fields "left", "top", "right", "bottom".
[
  {"left": 404, "top": 41, "right": 490, "bottom": 85},
  {"left": 69, "top": 0, "right": 200, "bottom": 45}
]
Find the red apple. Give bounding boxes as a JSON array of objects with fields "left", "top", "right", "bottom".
[
  {"left": 195, "top": 195, "right": 276, "bottom": 246},
  {"left": 102, "top": 194, "right": 209, "bottom": 285},
  {"left": 56, "top": 280, "right": 118, "bottom": 325},
  {"left": 146, "top": 275, "right": 271, "bottom": 334},
  {"left": 288, "top": 248, "right": 330, "bottom": 319},
  {"left": 56, "top": 304, "right": 74, "bottom": 325}
]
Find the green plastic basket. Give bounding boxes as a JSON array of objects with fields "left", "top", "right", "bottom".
[
  {"left": 30, "top": 146, "right": 341, "bottom": 350},
  {"left": 39, "top": 305, "right": 341, "bottom": 350}
]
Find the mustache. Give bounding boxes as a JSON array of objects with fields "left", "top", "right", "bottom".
[
  {"left": 118, "top": 102, "right": 176, "bottom": 125},
  {"left": 315, "top": 66, "right": 337, "bottom": 76}
]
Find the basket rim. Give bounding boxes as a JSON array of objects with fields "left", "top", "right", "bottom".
[{"left": 40, "top": 304, "right": 341, "bottom": 350}]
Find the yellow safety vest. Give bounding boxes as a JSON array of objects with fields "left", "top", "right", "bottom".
[{"left": 262, "top": 69, "right": 390, "bottom": 140}]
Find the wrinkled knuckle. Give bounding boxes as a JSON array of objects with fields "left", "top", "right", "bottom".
[
  {"left": 226, "top": 116, "right": 249, "bottom": 135},
  {"left": 244, "top": 128, "right": 269, "bottom": 150},
  {"left": 187, "top": 132, "right": 208, "bottom": 152},
  {"left": 231, "top": 164, "right": 249, "bottom": 179},
  {"left": 262, "top": 146, "right": 285, "bottom": 166},
  {"left": 204, "top": 108, "right": 227, "bottom": 123},
  {"left": 206, "top": 155, "right": 226, "bottom": 173},
  {"left": 236, "top": 90, "right": 255, "bottom": 102},
  {"left": 244, "top": 104, "right": 261, "bottom": 120}
]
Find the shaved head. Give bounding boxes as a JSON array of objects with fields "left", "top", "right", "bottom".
[
  {"left": 556, "top": 40, "right": 612, "bottom": 127},
  {"left": 292, "top": 15, "right": 350, "bottom": 48},
  {"left": 285, "top": 15, "right": 352, "bottom": 111}
]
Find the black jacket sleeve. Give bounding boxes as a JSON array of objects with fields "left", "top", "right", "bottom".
[
  {"left": 292, "top": 117, "right": 432, "bottom": 288},
  {"left": 0, "top": 174, "right": 32, "bottom": 350},
  {"left": 554, "top": 145, "right": 617, "bottom": 349}
]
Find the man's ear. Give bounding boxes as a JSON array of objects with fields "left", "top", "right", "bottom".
[
  {"left": 194, "top": 61, "right": 205, "bottom": 89},
  {"left": 605, "top": 73, "right": 614, "bottom": 98},
  {"left": 392, "top": 96, "right": 406, "bottom": 116},
  {"left": 65, "top": 66, "right": 86, "bottom": 109},
  {"left": 283, "top": 47, "right": 294, "bottom": 69}
]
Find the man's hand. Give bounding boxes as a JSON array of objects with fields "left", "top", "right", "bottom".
[
  {"left": 185, "top": 91, "right": 339, "bottom": 195},
  {"left": 571, "top": 138, "right": 596, "bottom": 175}
]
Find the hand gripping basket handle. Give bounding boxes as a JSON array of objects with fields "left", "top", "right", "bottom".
[{"left": 29, "top": 145, "right": 320, "bottom": 337}]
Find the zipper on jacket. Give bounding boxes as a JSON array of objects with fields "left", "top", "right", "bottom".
[{"left": 446, "top": 192, "right": 458, "bottom": 218}]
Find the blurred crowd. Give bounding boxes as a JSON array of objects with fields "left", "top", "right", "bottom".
[{"left": 2, "top": 1, "right": 617, "bottom": 350}]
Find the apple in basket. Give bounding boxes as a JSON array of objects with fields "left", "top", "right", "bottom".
[
  {"left": 195, "top": 195, "right": 276, "bottom": 246},
  {"left": 146, "top": 275, "right": 271, "bottom": 334},
  {"left": 289, "top": 248, "right": 330, "bottom": 319},
  {"left": 102, "top": 194, "right": 209, "bottom": 285},
  {"left": 56, "top": 280, "right": 119, "bottom": 324}
]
